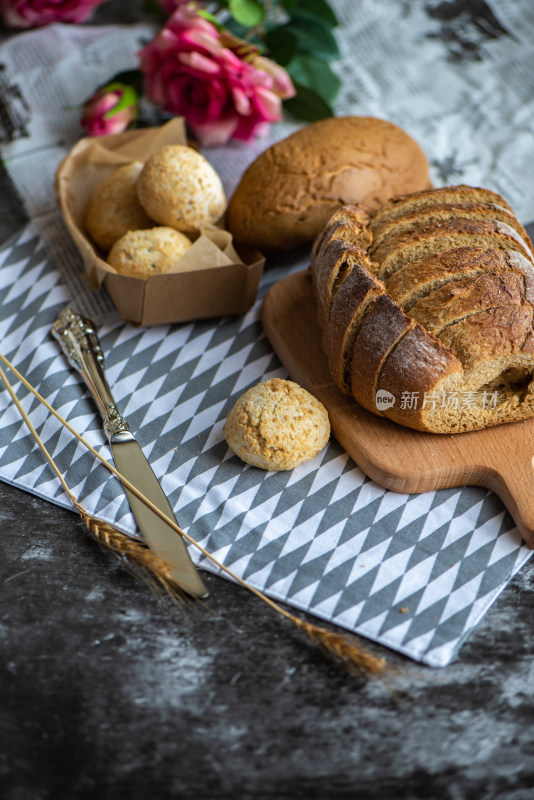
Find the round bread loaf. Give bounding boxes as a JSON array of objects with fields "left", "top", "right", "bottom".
[
  {"left": 137, "top": 145, "right": 227, "bottom": 234},
  {"left": 226, "top": 116, "right": 431, "bottom": 250},
  {"left": 224, "top": 378, "right": 330, "bottom": 470},
  {"left": 86, "top": 161, "right": 153, "bottom": 251},
  {"left": 108, "top": 226, "right": 192, "bottom": 279}
]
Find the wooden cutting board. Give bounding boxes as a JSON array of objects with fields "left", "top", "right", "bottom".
[{"left": 261, "top": 269, "right": 534, "bottom": 547}]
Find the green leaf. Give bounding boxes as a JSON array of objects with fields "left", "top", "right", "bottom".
[
  {"left": 282, "top": 0, "right": 338, "bottom": 27},
  {"left": 265, "top": 27, "right": 299, "bottom": 66},
  {"left": 103, "top": 84, "right": 139, "bottom": 117},
  {"left": 286, "top": 54, "right": 341, "bottom": 103},
  {"left": 197, "top": 9, "right": 225, "bottom": 28},
  {"left": 228, "top": 0, "right": 265, "bottom": 27},
  {"left": 281, "top": 18, "right": 340, "bottom": 59},
  {"left": 283, "top": 83, "right": 334, "bottom": 122}
]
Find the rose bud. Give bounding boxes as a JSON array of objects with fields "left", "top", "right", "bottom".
[{"left": 81, "top": 82, "right": 139, "bottom": 137}]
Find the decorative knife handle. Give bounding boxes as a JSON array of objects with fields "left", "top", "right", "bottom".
[{"left": 51, "top": 307, "right": 130, "bottom": 439}]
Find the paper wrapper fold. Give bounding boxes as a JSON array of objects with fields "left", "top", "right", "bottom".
[{"left": 55, "top": 118, "right": 265, "bottom": 326}]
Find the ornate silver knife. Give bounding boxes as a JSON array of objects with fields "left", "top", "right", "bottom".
[{"left": 51, "top": 307, "right": 208, "bottom": 598}]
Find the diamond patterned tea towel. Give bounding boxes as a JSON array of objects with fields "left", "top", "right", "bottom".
[{"left": 0, "top": 224, "right": 530, "bottom": 668}]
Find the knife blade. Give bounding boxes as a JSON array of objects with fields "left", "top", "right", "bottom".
[{"left": 51, "top": 307, "right": 208, "bottom": 598}]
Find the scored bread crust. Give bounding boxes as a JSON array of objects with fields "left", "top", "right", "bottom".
[
  {"left": 373, "top": 217, "right": 534, "bottom": 280},
  {"left": 374, "top": 324, "right": 463, "bottom": 429},
  {"left": 438, "top": 305, "right": 534, "bottom": 368},
  {"left": 310, "top": 185, "right": 534, "bottom": 433},
  {"left": 386, "top": 247, "right": 534, "bottom": 310},
  {"left": 311, "top": 204, "right": 370, "bottom": 263},
  {"left": 369, "top": 184, "right": 514, "bottom": 230},
  {"left": 327, "top": 264, "right": 384, "bottom": 392},
  {"left": 408, "top": 272, "right": 534, "bottom": 337},
  {"left": 349, "top": 294, "right": 416, "bottom": 412},
  {"left": 370, "top": 202, "right": 534, "bottom": 256},
  {"left": 312, "top": 239, "right": 372, "bottom": 332}
]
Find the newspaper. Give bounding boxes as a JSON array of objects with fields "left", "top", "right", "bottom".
[
  {"left": 329, "top": 0, "right": 534, "bottom": 224},
  {"left": 0, "top": 22, "right": 157, "bottom": 318},
  {"left": 1, "top": 0, "right": 534, "bottom": 312}
]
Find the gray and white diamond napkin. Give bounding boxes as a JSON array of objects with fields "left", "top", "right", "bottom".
[{"left": 0, "top": 224, "right": 530, "bottom": 668}]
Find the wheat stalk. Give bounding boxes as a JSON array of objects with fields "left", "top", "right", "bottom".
[
  {"left": 0, "top": 352, "right": 387, "bottom": 678},
  {"left": 0, "top": 361, "right": 190, "bottom": 602},
  {"left": 77, "top": 508, "right": 189, "bottom": 602}
]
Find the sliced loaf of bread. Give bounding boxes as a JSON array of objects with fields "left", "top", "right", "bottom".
[{"left": 310, "top": 184, "right": 534, "bottom": 433}]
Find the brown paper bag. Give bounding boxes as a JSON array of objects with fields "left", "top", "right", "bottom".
[{"left": 55, "top": 118, "right": 265, "bottom": 325}]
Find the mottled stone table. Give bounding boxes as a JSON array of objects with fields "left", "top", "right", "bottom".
[{"left": 2, "top": 4, "right": 534, "bottom": 799}]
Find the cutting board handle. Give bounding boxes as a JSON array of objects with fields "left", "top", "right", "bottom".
[{"left": 478, "top": 429, "right": 534, "bottom": 547}]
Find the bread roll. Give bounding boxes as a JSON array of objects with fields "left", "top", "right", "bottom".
[
  {"left": 224, "top": 378, "right": 330, "bottom": 470},
  {"left": 310, "top": 186, "right": 534, "bottom": 433},
  {"left": 108, "top": 227, "right": 192, "bottom": 279},
  {"left": 86, "top": 162, "right": 153, "bottom": 251},
  {"left": 137, "top": 145, "right": 226, "bottom": 234},
  {"left": 227, "top": 116, "right": 431, "bottom": 250}
]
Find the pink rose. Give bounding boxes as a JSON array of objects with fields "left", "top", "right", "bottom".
[
  {"left": 0, "top": 0, "right": 108, "bottom": 28},
  {"left": 251, "top": 55, "right": 296, "bottom": 101},
  {"left": 81, "top": 82, "right": 139, "bottom": 137},
  {"left": 138, "top": 7, "right": 295, "bottom": 146}
]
